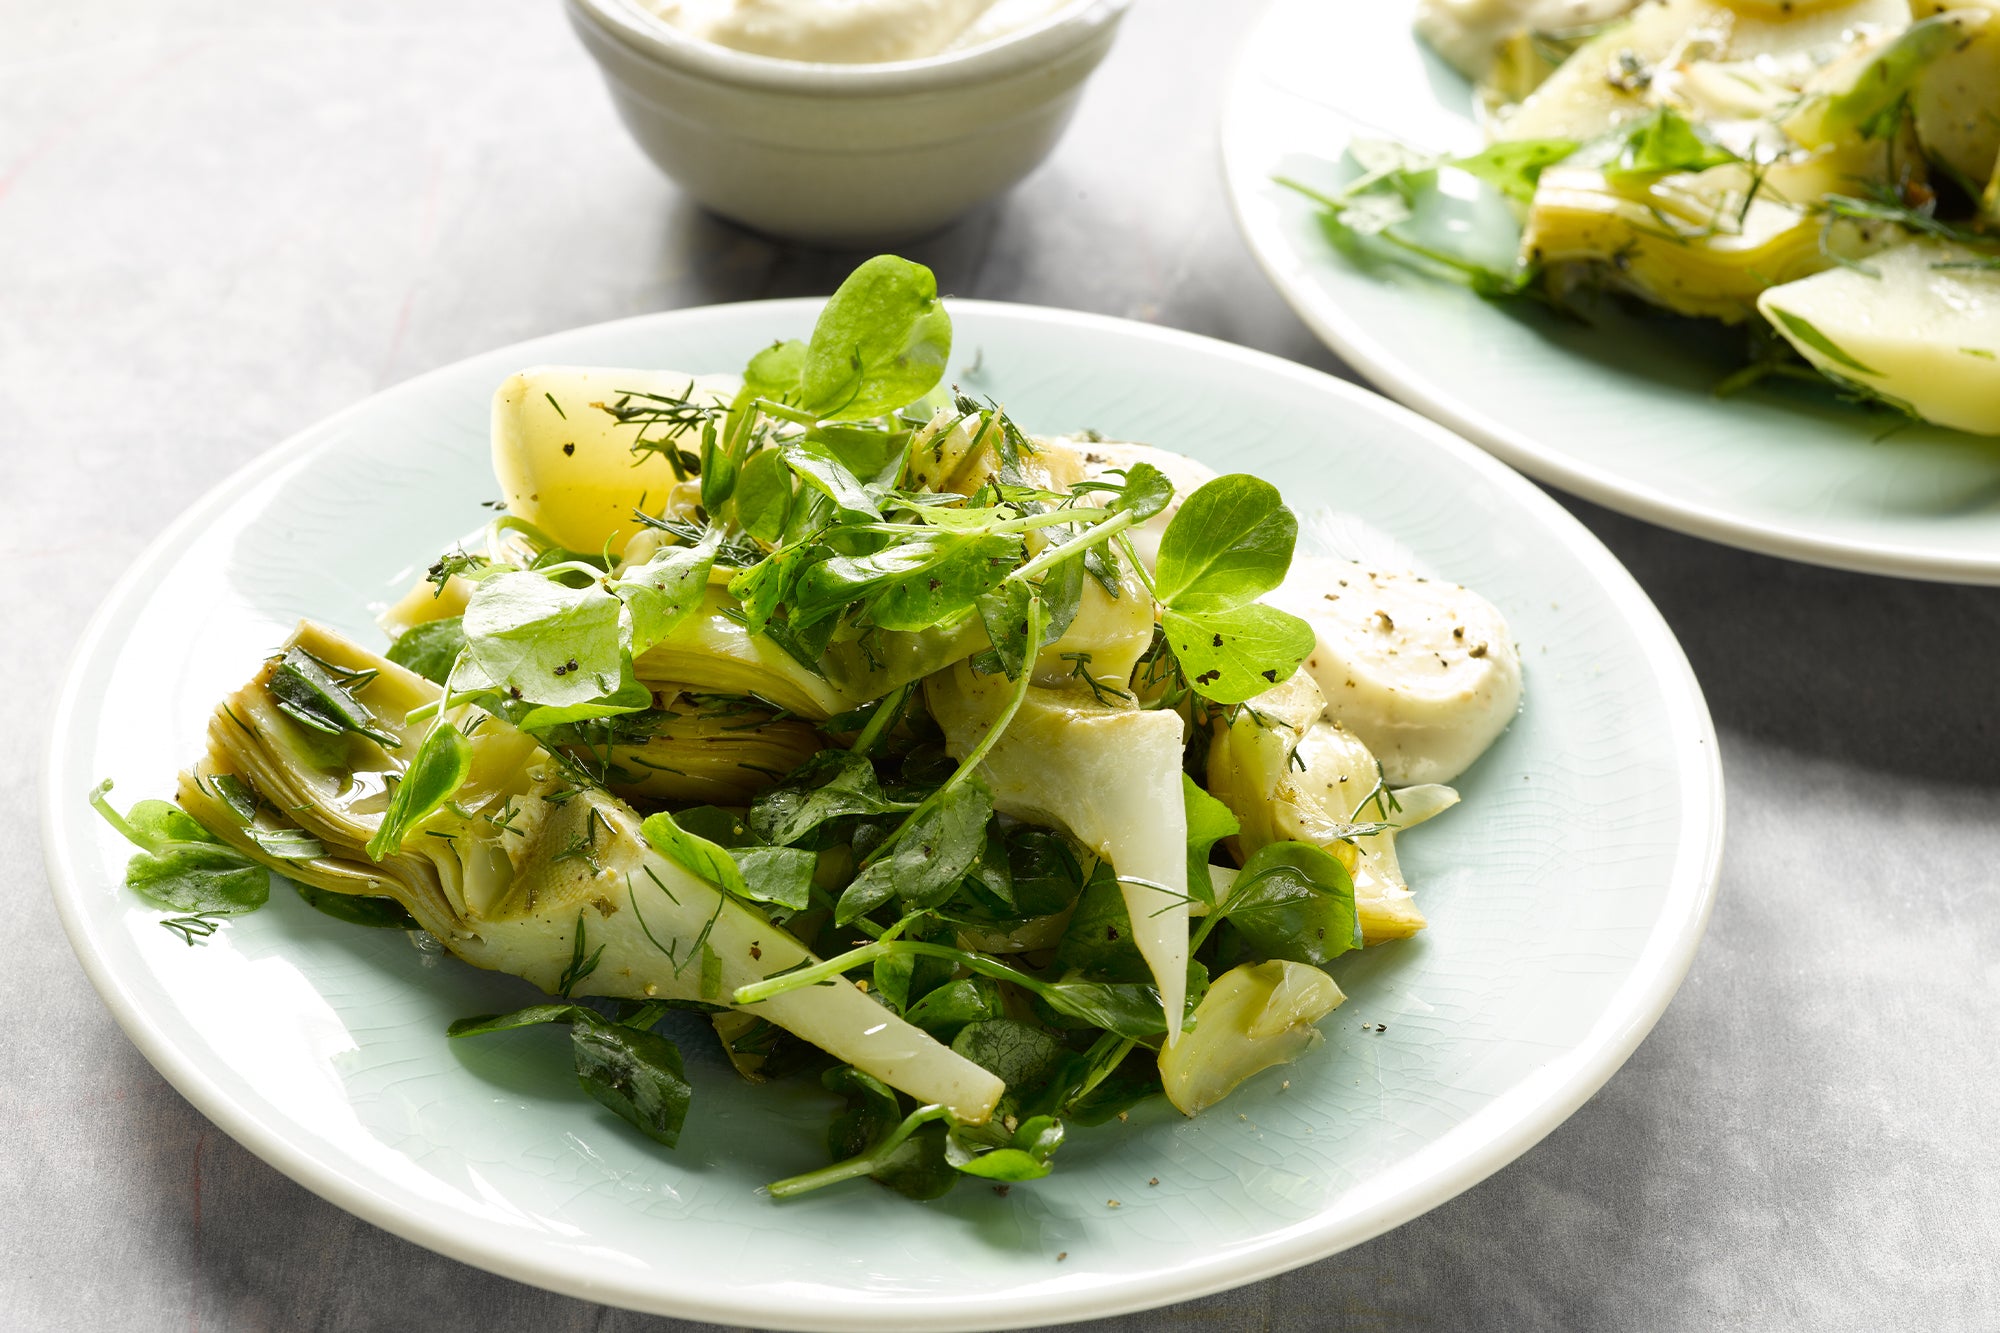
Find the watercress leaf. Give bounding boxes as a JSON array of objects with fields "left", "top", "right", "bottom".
[
  {"left": 640, "top": 809, "right": 750, "bottom": 898},
  {"left": 1183, "top": 774, "right": 1241, "bottom": 908},
  {"left": 268, "top": 647, "right": 401, "bottom": 749},
  {"left": 1220, "top": 840, "right": 1361, "bottom": 967},
  {"left": 126, "top": 849, "right": 268, "bottom": 916},
  {"left": 386, "top": 617, "right": 467, "bottom": 686},
  {"left": 796, "top": 531, "right": 1020, "bottom": 633},
  {"left": 291, "top": 881, "right": 418, "bottom": 929},
  {"left": 1449, "top": 138, "right": 1577, "bottom": 204},
  {"left": 951, "top": 1019, "right": 1064, "bottom": 1104},
  {"left": 1160, "top": 603, "right": 1315, "bottom": 706},
  {"left": 904, "top": 976, "right": 1006, "bottom": 1040},
  {"left": 571, "top": 1020, "right": 693, "bottom": 1149},
  {"left": 446, "top": 1003, "right": 592, "bottom": 1038},
  {"left": 974, "top": 577, "right": 1035, "bottom": 680},
  {"left": 91, "top": 785, "right": 269, "bottom": 915},
  {"left": 613, "top": 529, "right": 720, "bottom": 656},
  {"left": 733, "top": 447, "right": 794, "bottom": 545},
  {"left": 514, "top": 672, "right": 653, "bottom": 731},
  {"left": 798, "top": 255, "right": 952, "bottom": 421},
  {"left": 945, "top": 1112, "right": 1065, "bottom": 1181},
  {"left": 781, "top": 441, "right": 882, "bottom": 522},
  {"left": 1601, "top": 107, "right": 1738, "bottom": 186},
  {"left": 1007, "top": 829, "right": 1086, "bottom": 917},
  {"left": 808, "top": 420, "right": 910, "bottom": 482},
  {"left": 732, "top": 845, "right": 816, "bottom": 912},
  {"left": 1036, "top": 980, "right": 1168, "bottom": 1037},
  {"left": 460, "top": 571, "right": 628, "bottom": 707},
  {"left": 1108, "top": 461, "right": 1174, "bottom": 521},
  {"left": 825, "top": 1064, "right": 902, "bottom": 1159},
  {"left": 965, "top": 828, "right": 1014, "bottom": 912},
  {"left": 835, "top": 781, "right": 991, "bottom": 924},
  {"left": 749, "top": 749, "right": 901, "bottom": 846},
  {"left": 1053, "top": 861, "right": 1152, "bottom": 983},
  {"left": 1063, "top": 1046, "right": 1164, "bottom": 1126},
  {"left": 1152, "top": 475, "right": 1299, "bottom": 613},
  {"left": 365, "top": 721, "right": 472, "bottom": 861},
  {"left": 873, "top": 949, "right": 919, "bottom": 1011}
]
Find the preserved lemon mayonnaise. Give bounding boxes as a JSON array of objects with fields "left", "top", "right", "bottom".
[{"left": 645, "top": 0, "right": 1073, "bottom": 62}]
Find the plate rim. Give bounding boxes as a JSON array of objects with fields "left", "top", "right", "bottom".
[
  {"left": 1218, "top": 0, "right": 2000, "bottom": 588},
  {"left": 43, "top": 297, "right": 1726, "bottom": 1331}
]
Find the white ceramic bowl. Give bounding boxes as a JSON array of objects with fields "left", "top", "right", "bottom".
[{"left": 566, "top": 0, "right": 1130, "bottom": 244}]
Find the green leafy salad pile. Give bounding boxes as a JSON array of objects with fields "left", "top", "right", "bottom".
[{"left": 93, "top": 256, "right": 1439, "bottom": 1201}]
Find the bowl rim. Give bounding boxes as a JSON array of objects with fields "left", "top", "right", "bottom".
[{"left": 567, "top": 0, "right": 1131, "bottom": 94}]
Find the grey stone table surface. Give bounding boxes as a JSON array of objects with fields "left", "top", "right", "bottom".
[{"left": 4, "top": 1, "right": 1995, "bottom": 1329}]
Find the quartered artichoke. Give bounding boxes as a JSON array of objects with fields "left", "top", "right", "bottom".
[{"left": 177, "top": 621, "right": 1003, "bottom": 1123}]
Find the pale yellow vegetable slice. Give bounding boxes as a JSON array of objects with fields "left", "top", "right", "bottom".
[
  {"left": 1160, "top": 961, "right": 1345, "bottom": 1115},
  {"left": 1758, "top": 239, "right": 2000, "bottom": 435},
  {"left": 492, "top": 366, "right": 740, "bottom": 557},
  {"left": 924, "top": 662, "right": 1190, "bottom": 1042}
]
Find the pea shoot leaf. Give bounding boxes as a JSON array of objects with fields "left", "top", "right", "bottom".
[
  {"left": 612, "top": 529, "right": 720, "bottom": 656},
  {"left": 365, "top": 720, "right": 473, "bottom": 861},
  {"left": 1152, "top": 475, "right": 1299, "bottom": 613},
  {"left": 1601, "top": 107, "right": 1738, "bottom": 186},
  {"left": 798, "top": 255, "right": 953, "bottom": 422},
  {"left": 268, "top": 647, "right": 401, "bottom": 749},
  {"left": 1183, "top": 774, "right": 1241, "bottom": 907},
  {"left": 1159, "top": 603, "right": 1316, "bottom": 706},
  {"left": 386, "top": 617, "right": 466, "bottom": 686},
  {"left": 1217, "top": 840, "right": 1361, "bottom": 968},
  {"left": 459, "top": 571, "right": 628, "bottom": 708},
  {"left": 748, "top": 750, "right": 903, "bottom": 846},
  {"left": 732, "top": 448, "right": 794, "bottom": 544},
  {"left": 91, "top": 782, "right": 268, "bottom": 917},
  {"left": 835, "top": 778, "right": 992, "bottom": 923}
]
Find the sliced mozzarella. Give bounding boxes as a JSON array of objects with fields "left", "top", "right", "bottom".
[{"left": 1265, "top": 557, "right": 1522, "bottom": 785}]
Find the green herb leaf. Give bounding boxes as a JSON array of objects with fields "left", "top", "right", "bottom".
[
  {"left": 1450, "top": 138, "right": 1577, "bottom": 204},
  {"left": 640, "top": 809, "right": 750, "bottom": 898},
  {"left": 1601, "top": 107, "right": 1738, "bottom": 186},
  {"left": 291, "top": 881, "right": 419, "bottom": 929},
  {"left": 268, "top": 647, "right": 401, "bottom": 749},
  {"left": 571, "top": 1020, "right": 694, "bottom": 1149},
  {"left": 748, "top": 750, "right": 903, "bottom": 846},
  {"left": 1152, "top": 475, "right": 1299, "bottom": 613},
  {"left": 1216, "top": 840, "right": 1361, "bottom": 967},
  {"left": 733, "top": 447, "right": 795, "bottom": 544},
  {"left": 904, "top": 976, "right": 1007, "bottom": 1040},
  {"left": 945, "top": 1114, "right": 1064, "bottom": 1182},
  {"left": 795, "top": 531, "right": 1021, "bottom": 634},
  {"left": 90, "top": 782, "right": 269, "bottom": 917},
  {"left": 952, "top": 1018, "right": 1065, "bottom": 1104},
  {"left": 743, "top": 339, "right": 808, "bottom": 403},
  {"left": 459, "top": 572, "right": 628, "bottom": 708},
  {"left": 780, "top": 440, "right": 882, "bottom": 522},
  {"left": 612, "top": 529, "right": 720, "bottom": 656},
  {"left": 1107, "top": 461, "right": 1174, "bottom": 521},
  {"left": 798, "top": 255, "right": 953, "bottom": 422},
  {"left": 386, "top": 618, "right": 467, "bottom": 686},
  {"left": 1767, "top": 308, "right": 1882, "bottom": 377},
  {"left": 1159, "top": 603, "right": 1316, "bottom": 705},
  {"left": 1183, "top": 774, "right": 1241, "bottom": 907},
  {"left": 446, "top": 1003, "right": 592, "bottom": 1037},
  {"left": 365, "top": 721, "right": 472, "bottom": 861},
  {"left": 835, "top": 778, "right": 992, "bottom": 922}
]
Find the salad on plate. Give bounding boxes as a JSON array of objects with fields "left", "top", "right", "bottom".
[
  {"left": 88, "top": 257, "right": 1521, "bottom": 1201},
  {"left": 1292, "top": 0, "right": 2000, "bottom": 435}
]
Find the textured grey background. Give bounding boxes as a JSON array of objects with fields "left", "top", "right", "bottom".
[{"left": 6, "top": 1, "right": 1998, "bottom": 1329}]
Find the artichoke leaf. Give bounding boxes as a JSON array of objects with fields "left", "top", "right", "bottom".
[
  {"left": 1159, "top": 960, "right": 1344, "bottom": 1115},
  {"left": 924, "top": 661, "right": 1191, "bottom": 1043}
]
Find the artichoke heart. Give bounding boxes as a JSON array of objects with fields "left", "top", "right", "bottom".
[
  {"left": 637, "top": 587, "right": 854, "bottom": 720},
  {"left": 573, "top": 689, "right": 825, "bottom": 806},
  {"left": 179, "top": 620, "right": 1003, "bottom": 1123},
  {"left": 1160, "top": 960, "right": 1345, "bottom": 1116},
  {"left": 1206, "top": 673, "right": 1460, "bottom": 945},
  {"left": 925, "top": 660, "right": 1190, "bottom": 1043},
  {"left": 1524, "top": 150, "right": 1894, "bottom": 320}
]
